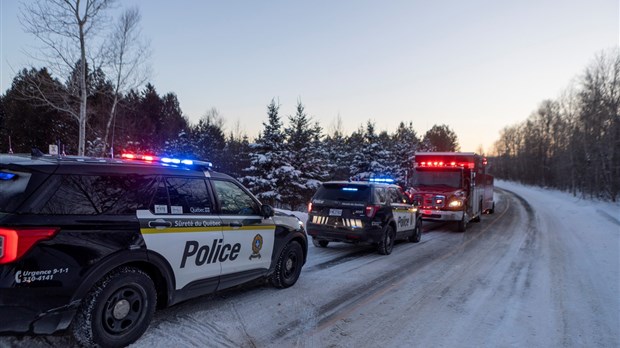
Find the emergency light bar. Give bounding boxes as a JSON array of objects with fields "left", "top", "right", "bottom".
[
  {"left": 416, "top": 161, "right": 474, "bottom": 169},
  {"left": 342, "top": 187, "right": 359, "bottom": 191},
  {"left": 368, "top": 177, "right": 395, "bottom": 183},
  {"left": 121, "top": 153, "right": 212, "bottom": 169}
]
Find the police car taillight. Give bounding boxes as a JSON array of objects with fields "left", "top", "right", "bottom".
[
  {"left": 0, "top": 227, "right": 59, "bottom": 265},
  {"left": 365, "top": 205, "right": 380, "bottom": 218},
  {"left": 307, "top": 202, "right": 313, "bottom": 213}
]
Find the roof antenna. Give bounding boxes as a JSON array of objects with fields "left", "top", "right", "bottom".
[
  {"left": 8, "top": 136, "right": 13, "bottom": 154},
  {"left": 31, "top": 147, "right": 44, "bottom": 157}
]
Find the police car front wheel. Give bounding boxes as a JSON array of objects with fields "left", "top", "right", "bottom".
[
  {"left": 271, "top": 241, "right": 303, "bottom": 288},
  {"left": 72, "top": 267, "right": 157, "bottom": 348}
]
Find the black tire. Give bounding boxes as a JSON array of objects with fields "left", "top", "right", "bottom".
[
  {"left": 312, "top": 238, "right": 329, "bottom": 248},
  {"left": 271, "top": 241, "right": 303, "bottom": 288},
  {"left": 471, "top": 200, "right": 482, "bottom": 223},
  {"left": 377, "top": 225, "right": 396, "bottom": 255},
  {"left": 408, "top": 218, "right": 422, "bottom": 243},
  {"left": 456, "top": 213, "right": 467, "bottom": 232},
  {"left": 488, "top": 202, "right": 495, "bottom": 214},
  {"left": 72, "top": 267, "right": 157, "bottom": 348}
]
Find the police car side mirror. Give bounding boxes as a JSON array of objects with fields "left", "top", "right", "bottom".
[{"left": 261, "top": 204, "right": 275, "bottom": 219}]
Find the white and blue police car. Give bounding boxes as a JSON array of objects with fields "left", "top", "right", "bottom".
[
  {"left": 306, "top": 178, "right": 422, "bottom": 255},
  {"left": 0, "top": 152, "right": 307, "bottom": 347}
]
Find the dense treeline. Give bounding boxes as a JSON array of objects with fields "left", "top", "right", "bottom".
[
  {"left": 0, "top": 65, "right": 460, "bottom": 210},
  {"left": 491, "top": 48, "right": 620, "bottom": 202}
]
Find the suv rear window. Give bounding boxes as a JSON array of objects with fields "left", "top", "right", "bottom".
[
  {"left": 0, "top": 170, "right": 33, "bottom": 213},
  {"left": 313, "top": 183, "right": 371, "bottom": 202},
  {"left": 35, "top": 174, "right": 158, "bottom": 215}
]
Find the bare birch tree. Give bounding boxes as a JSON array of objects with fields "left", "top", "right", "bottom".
[
  {"left": 101, "top": 7, "right": 150, "bottom": 157},
  {"left": 19, "top": 0, "right": 115, "bottom": 156}
]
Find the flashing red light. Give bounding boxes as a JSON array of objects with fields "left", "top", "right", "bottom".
[
  {"left": 416, "top": 160, "right": 475, "bottom": 169},
  {"left": 121, "top": 153, "right": 135, "bottom": 159},
  {"left": 365, "top": 205, "right": 381, "bottom": 218},
  {"left": 0, "top": 227, "right": 59, "bottom": 265},
  {"left": 143, "top": 155, "right": 155, "bottom": 161}
]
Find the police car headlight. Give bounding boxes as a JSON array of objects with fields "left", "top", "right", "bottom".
[{"left": 448, "top": 200, "right": 463, "bottom": 208}]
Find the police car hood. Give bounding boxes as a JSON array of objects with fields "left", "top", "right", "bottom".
[{"left": 273, "top": 209, "right": 305, "bottom": 231}]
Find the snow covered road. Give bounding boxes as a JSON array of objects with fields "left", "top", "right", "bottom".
[{"left": 2, "top": 181, "right": 618, "bottom": 347}]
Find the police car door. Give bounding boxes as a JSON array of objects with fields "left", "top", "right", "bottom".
[
  {"left": 210, "top": 179, "right": 275, "bottom": 285},
  {"left": 388, "top": 187, "right": 415, "bottom": 234},
  {"left": 138, "top": 176, "right": 224, "bottom": 291}
]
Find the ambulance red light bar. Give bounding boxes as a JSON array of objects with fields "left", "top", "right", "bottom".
[{"left": 417, "top": 160, "right": 474, "bottom": 169}]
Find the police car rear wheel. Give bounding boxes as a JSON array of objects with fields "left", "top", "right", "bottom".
[
  {"left": 312, "top": 238, "right": 329, "bottom": 248},
  {"left": 377, "top": 226, "right": 395, "bottom": 255},
  {"left": 271, "top": 241, "right": 303, "bottom": 288},
  {"left": 72, "top": 267, "right": 156, "bottom": 348}
]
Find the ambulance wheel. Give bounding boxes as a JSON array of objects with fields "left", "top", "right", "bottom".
[
  {"left": 472, "top": 200, "right": 482, "bottom": 223},
  {"left": 408, "top": 218, "right": 422, "bottom": 243},
  {"left": 378, "top": 225, "right": 396, "bottom": 255},
  {"left": 271, "top": 241, "right": 303, "bottom": 288},
  {"left": 456, "top": 214, "right": 467, "bottom": 232},
  {"left": 312, "top": 238, "right": 329, "bottom": 248},
  {"left": 72, "top": 267, "right": 156, "bottom": 348}
]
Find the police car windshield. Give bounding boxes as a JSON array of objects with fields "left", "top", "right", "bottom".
[
  {"left": 314, "top": 183, "right": 371, "bottom": 202},
  {"left": 414, "top": 169, "right": 461, "bottom": 189}
]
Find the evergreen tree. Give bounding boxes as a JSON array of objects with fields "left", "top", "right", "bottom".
[
  {"left": 392, "top": 122, "right": 420, "bottom": 185},
  {"left": 190, "top": 114, "right": 226, "bottom": 168},
  {"left": 324, "top": 129, "right": 350, "bottom": 180},
  {"left": 350, "top": 121, "right": 390, "bottom": 179},
  {"left": 281, "top": 101, "right": 328, "bottom": 209},
  {"left": 3, "top": 68, "right": 76, "bottom": 153},
  {"left": 222, "top": 132, "right": 251, "bottom": 179},
  {"left": 242, "top": 99, "right": 288, "bottom": 205},
  {"left": 422, "top": 124, "right": 460, "bottom": 152}
]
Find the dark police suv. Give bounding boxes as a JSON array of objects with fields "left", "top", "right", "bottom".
[
  {"left": 306, "top": 179, "right": 422, "bottom": 255},
  {"left": 0, "top": 153, "right": 307, "bottom": 347}
]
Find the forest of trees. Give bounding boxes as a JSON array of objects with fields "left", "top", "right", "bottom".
[
  {"left": 0, "top": 64, "right": 459, "bottom": 210},
  {"left": 3, "top": 1, "right": 617, "bottom": 205},
  {"left": 491, "top": 48, "right": 620, "bottom": 202}
]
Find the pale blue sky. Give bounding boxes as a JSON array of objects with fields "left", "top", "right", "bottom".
[{"left": 1, "top": 0, "right": 618, "bottom": 153}]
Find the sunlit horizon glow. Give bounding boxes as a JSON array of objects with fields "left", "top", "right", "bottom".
[{"left": 1, "top": 0, "right": 618, "bottom": 154}]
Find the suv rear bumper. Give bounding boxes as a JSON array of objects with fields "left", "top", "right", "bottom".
[
  {"left": 420, "top": 209, "right": 464, "bottom": 221},
  {"left": 306, "top": 223, "right": 384, "bottom": 244},
  {"left": 0, "top": 288, "right": 78, "bottom": 334}
]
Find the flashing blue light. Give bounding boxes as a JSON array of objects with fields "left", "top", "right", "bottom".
[
  {"left": 0, "top": 172, "right": 16, "bottom": 180},
  {"left": 342, "top": 187, "right": 358, "bottom": 191},
  {"left": 369, "top": 177, "right": 395, "bottom": 183},
  {"left": 181, "top": 159, "right": 194, "bottom": 165},
  {"left": 161, "top": 157, "right": 177, "bottom": 164}
]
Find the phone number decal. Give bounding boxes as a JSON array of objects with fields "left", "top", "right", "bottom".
[{"left": 15, "top": 268, "right": 69, "bottom": 284}]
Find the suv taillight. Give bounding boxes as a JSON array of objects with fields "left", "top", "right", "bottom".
[
  {"left": 365, "top": 205, "right": 381, "bottom": 218},
  {"left": 307, "top": 202, "right": 313, "bottom": 213},
  {"left": 0, "top": 227, "right": 59, "bottom": 265}
]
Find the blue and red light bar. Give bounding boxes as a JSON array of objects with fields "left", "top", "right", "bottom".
[{"left": 121, "top": 153, "right": 212, "bottom": 169}]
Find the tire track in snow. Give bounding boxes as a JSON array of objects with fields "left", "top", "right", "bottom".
[{"left": 269, "top": 190, "right": 517, "bottom": 344}]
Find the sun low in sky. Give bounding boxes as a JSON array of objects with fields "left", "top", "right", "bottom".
[{"left": 1, "top": 0, "right": 618, "bottom": 153}]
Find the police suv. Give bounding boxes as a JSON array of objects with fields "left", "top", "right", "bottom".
[
  {"left": 0, "top": 153, "right": 307, "bottom": 347},
  {"left": 306, "top": 179, "right": 422, "bottom": 255}
]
